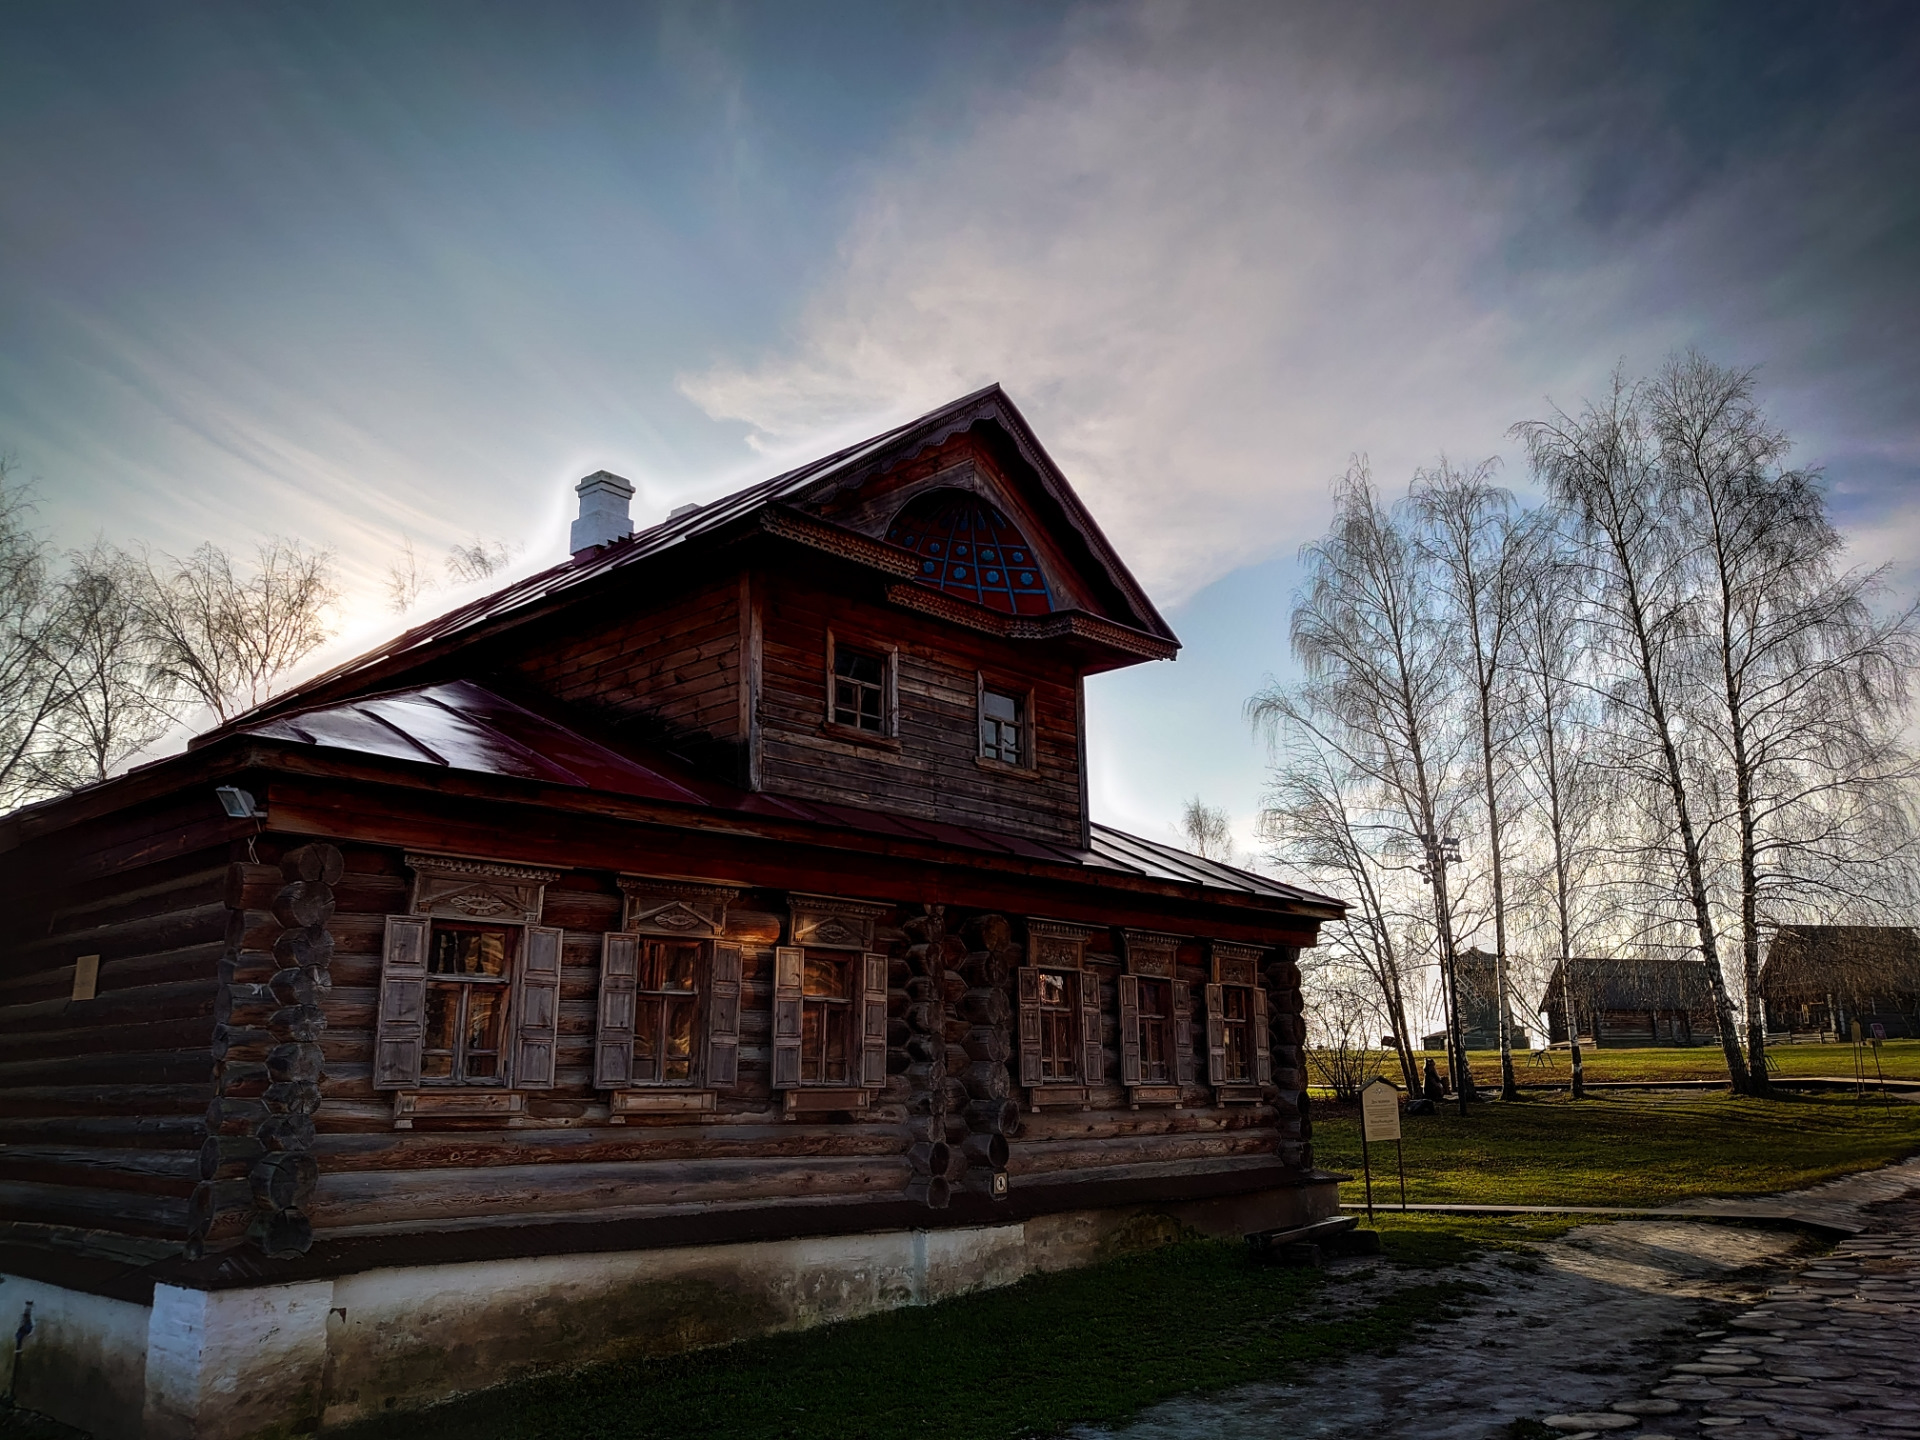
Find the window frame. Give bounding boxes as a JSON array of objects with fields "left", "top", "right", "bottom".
[
  {"left": 1118, "top": 929, "right": 1190, "bottom": 1106},
  {"left": 418, "top": 919, "right": 519, "bottom": 1086},
  {"left": 1017, "top": 918, "right": 1105, "bottom": 1106},
  {"left": 774, "top": 895, "right": 890, "bottom": 1112},
  {"left": 374, "top": 853, "right": 564, "bottom": 1128},
  {"left": 1205, "top": 942, "right": 1273, "bottom": 1104},
  {"left": 824, "top": 630, "right": 900, "bottom": 744},
  {"left": 976, "top": 674, "right": 1038, "bottom": 775},
  {"left": 599, "top": 877, "right": 742, "bottom": 1117}
]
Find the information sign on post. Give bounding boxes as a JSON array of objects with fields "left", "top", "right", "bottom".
[{"left": 1358, "top": 1077, "right": 1406, "bottom": 1221}]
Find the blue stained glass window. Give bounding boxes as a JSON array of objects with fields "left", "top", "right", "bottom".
[{"left": 885, "top": 490, "right": 1055, "bottom": 615}]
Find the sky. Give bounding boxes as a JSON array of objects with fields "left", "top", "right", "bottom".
[{"left": 3, "top": 0, "right": 1917, "bottom": 862}]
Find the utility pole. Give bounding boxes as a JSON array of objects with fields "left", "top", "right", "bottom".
[{"left": 1419, "top": 832, "right": 1469, "bottom": 1116}]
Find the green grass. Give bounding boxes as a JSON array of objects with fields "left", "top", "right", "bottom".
[
  {"left": 1315, "top": 1090, "right": 1920, "bottom": 1207},
  {"left": 1391, "top": 1039, "right": 1920, "bottom": 1086},
  {"left": 339, "top": 1232, "right": 1489, "bottom": 1440}
]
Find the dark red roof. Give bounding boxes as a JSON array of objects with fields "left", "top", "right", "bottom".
[{"left": 238, "top": 680, "right": 1336, "bottom": 908}]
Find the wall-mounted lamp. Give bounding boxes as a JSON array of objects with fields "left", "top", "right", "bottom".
[{"left": 215, "top": 786, "right": 264, "bottom": 820}]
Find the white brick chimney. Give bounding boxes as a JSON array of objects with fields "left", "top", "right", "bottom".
[{"left": 570, "top": 470, "right": 635, "bottom": 555}]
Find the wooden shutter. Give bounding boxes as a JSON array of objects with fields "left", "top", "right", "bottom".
[
  {"left": 1205, "top": 982, "right": 1227, "bottom": 1086},
  {"left": 772, "top": 946, "right": 804, "bottom": 1088},
  {"left": 858, "top": 952, "right": 888, "bottom": 1088},
  {"left": 1016, "top": 967, "right": 1043, "bottom": 1086},
  {"left": 706, "top": 942, "right": 742, "bottom": 1089},
  {"left": 513, "top": 925, "right": 564, "bottom": 1089},
  {"left": 1079, "top": 969, "right": 1104, "bottom": 1085},
  {"left": 594, "top": 932, "right": 639, "bottom": 1089},
  {"left": 1253, "top": 986, "right": 1272, "bottom": 1084},
  {"left": 373, "top": 915, "right": 430, "bottom": 1090},
  {"left": 1172, "top": 980, "right": 1194, "bottom": 1084},
  {"left": 1118, "top": 974, "right": 1142, "bottom": 1086}
]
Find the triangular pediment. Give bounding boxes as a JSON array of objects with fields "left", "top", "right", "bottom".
[{"left": 796, "top": 389, "right": 1173, "bottom": 643}]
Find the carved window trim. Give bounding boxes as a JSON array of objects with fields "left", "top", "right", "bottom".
[
  {"left": 618, "top": 876, "right": 738, "bottom": 938},
  {"left": 1206, "top": 941, "right": 1272, "bottom": 1103},
  {"left": 376, "top": 854, "right": 566, "bottom": 1117},
  {"left": 1019, "top": 918, "right": 1105, "bottom": 1105},
  {"left": 1119, "top": 929, "right": 1189, "bottom": 1106},
  {"left": 788, "top": 892, "right": 891, "bottom": 952}
]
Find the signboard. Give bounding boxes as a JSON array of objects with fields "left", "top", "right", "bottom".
[
  {"left": 1872, "top": 1023, "right": 1887, "bottom": 1042},
  {"left": 1361, "top": 1077, "right": 1402, "bottom": 1142}
]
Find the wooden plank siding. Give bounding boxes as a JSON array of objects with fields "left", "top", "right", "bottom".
[{"left": 757, "top": 572, "right": 1086, "bottom": 847}]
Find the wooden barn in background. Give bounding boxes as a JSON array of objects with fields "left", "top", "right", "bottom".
[
  {"left": 1540, "top": 956, "right": 1720, "bottom": 1048},
  {"left": 0, "top": 386, "right": 1344, "bottom": 1439},
  {"left": 1761, "top": 925, "right": 1920, "bottom": 1039}
]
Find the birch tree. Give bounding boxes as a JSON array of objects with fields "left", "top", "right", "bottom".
[
  {"left": 1252, "top": 464, "right": 1478, "bottom": 1110},
  {"left": 1416, "top": 459, "right": 1529, "bottom": 1100},
  {"left": 1654, "top": 352, "right": 1920, "bottom": 1087},
  {"left": 1516, "top": 375, "right": 1753, "bottom": 1092}
]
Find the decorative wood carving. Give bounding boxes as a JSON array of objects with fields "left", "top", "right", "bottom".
[
  {"left": 1026, "top": 917, "right": 1099, "bottom": 970},
  {"left": 1121, "top": 929, "right": 1179, "bottom": 978},
  {"left": 1212, "top": 941, "right": 1265, "bottom": 988},
  {"left": 406, "top": 853, "right": 560, "bottom": 925},
  {"left": 789, "top": 892, "right": 891, "bottom": 951},
  {"left": 618, "top": 876, "right": 738, "bottom": 938}
]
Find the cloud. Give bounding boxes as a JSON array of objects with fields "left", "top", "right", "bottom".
[{"left": 679, "top": 3, "right": 1920, "bottom": 607}]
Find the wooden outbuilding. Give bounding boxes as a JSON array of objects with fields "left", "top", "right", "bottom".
[
  {"left": 1540, "top": 956, "right": 1720, "bottom": 1048},
  {"left": 0, "top": 386, "right": 1344, "bottom": 1439},
  {"left": 1761, "top": 925, "right": 1920, "bottom": 1039}
]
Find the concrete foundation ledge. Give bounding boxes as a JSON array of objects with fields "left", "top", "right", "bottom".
[{"left": 10, "top": 1176, "right": 1336, "bottom": 1438}]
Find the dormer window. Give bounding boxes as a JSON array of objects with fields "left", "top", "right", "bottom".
[
  {"left": 829, "top": 637, "right": 892, "bottom": 735},
  {"left": 980, "top": 688, "right": 1025, "bottom": 764}
]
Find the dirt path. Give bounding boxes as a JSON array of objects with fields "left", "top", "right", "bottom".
[{"left": 1072, "top": 1160, "right": 1920, "bottom": 1440}]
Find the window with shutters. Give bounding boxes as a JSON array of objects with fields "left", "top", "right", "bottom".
[
  {"left": 1118, "top": 929, "right": 1189, "bottom": 1105},
  {"left": 1018, "top": 918, "right": 1104, "bottom": 1104},
  {"left": 775, "top": 896, "right": 889, "bottom": 1110},
  {"left": 421, "top": 922, "right": 516, "bottom": 1083},
  {"left": 598, "top": 878, "right": 741, "bottom": 1116},
  {"left": 374, "top": 854, "right": 563, "bottom": 1123},
  {"left": 1205, "top": 942, "right": 1272, "bottom": 1102}
]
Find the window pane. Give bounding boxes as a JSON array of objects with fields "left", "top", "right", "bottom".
[
  {"left": 803, "top": 955, "right": 843, "bottom": 997},
  {"left": 801, "top": 1002, "right": 824, "bottom": 1082},
  {"left": 658, "top": 942, "right": 700, "bottom": 991},
  {"left": 1039, "top": 971, "right": 1067, "bottom": 1006},
  {"left": 424, "top": 983, "right": 459, "bottom": 1051},
  {"left": 984, "top": 690, "right": 1018, "bottom": 722},
  {"left": 665, "top": 998, "right": 696, "bottom": 1082},
  {"left": 465, "top": 988, "right": 505, "bottom": 1053},
  {"left": 634, "top": 997, "right": 662, "bottom": 1080},
  {"left": 420, "top": 1052, "right": 453, "bottom": 1079},
  {"left": 823, "top": 1006, "right": 849, "bottom": 1083},
  {"left": 430, "top": 923, "right": 514, "bottom": 977},
  {"left": 835, "top": 648, "right": 885, "bottom": 684}
]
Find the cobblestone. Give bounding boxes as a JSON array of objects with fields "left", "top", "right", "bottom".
[{"left": 1074, "top": 1158, "right": 1920, "bottom": 1439}]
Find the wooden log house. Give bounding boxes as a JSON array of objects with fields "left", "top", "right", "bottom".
[{"left": 0, "top": 386, "right": 1344, "bottom": 1439}]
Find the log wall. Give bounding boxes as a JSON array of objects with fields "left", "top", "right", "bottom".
[{"left": 0, "top": 847, "right": 234, "bottom": 1246}]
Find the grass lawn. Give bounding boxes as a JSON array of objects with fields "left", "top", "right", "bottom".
[
  {"left": 1414, "top": 1039, "right": 1920, "bottom": 1087},
  {"left": 1313, "top": 1090, "right": 1920, "bottom": 1207},
  {"left": 336, "top": 1228, "right": 1494, "bottom": 1440}
]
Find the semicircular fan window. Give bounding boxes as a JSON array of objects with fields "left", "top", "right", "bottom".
[{"left": 885, "top": 490, "right": 1055, "bottom": 615}]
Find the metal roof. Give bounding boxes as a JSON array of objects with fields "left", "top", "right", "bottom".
[
  {"left": 208, "top": 385, "right": 1174, "bottom": 740},
  {"left": 239, "top": 679, "right": 1339, "bottom": 910}
]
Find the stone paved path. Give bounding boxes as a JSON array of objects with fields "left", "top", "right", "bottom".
[{"left": 1073, "top": 1159, "right": 1920, "bottom": 1440}]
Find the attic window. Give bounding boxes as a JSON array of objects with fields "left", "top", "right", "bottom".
[
  {"left": 832, "top": 643, "right": 890, "bottom": 733},
  {"left": 886, "top": 489, "right": 1054, "bottom": 615}
]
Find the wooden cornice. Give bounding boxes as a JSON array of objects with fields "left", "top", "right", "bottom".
[{"left": 882, "top": 584, "right": 1179, "bottom": 662}]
